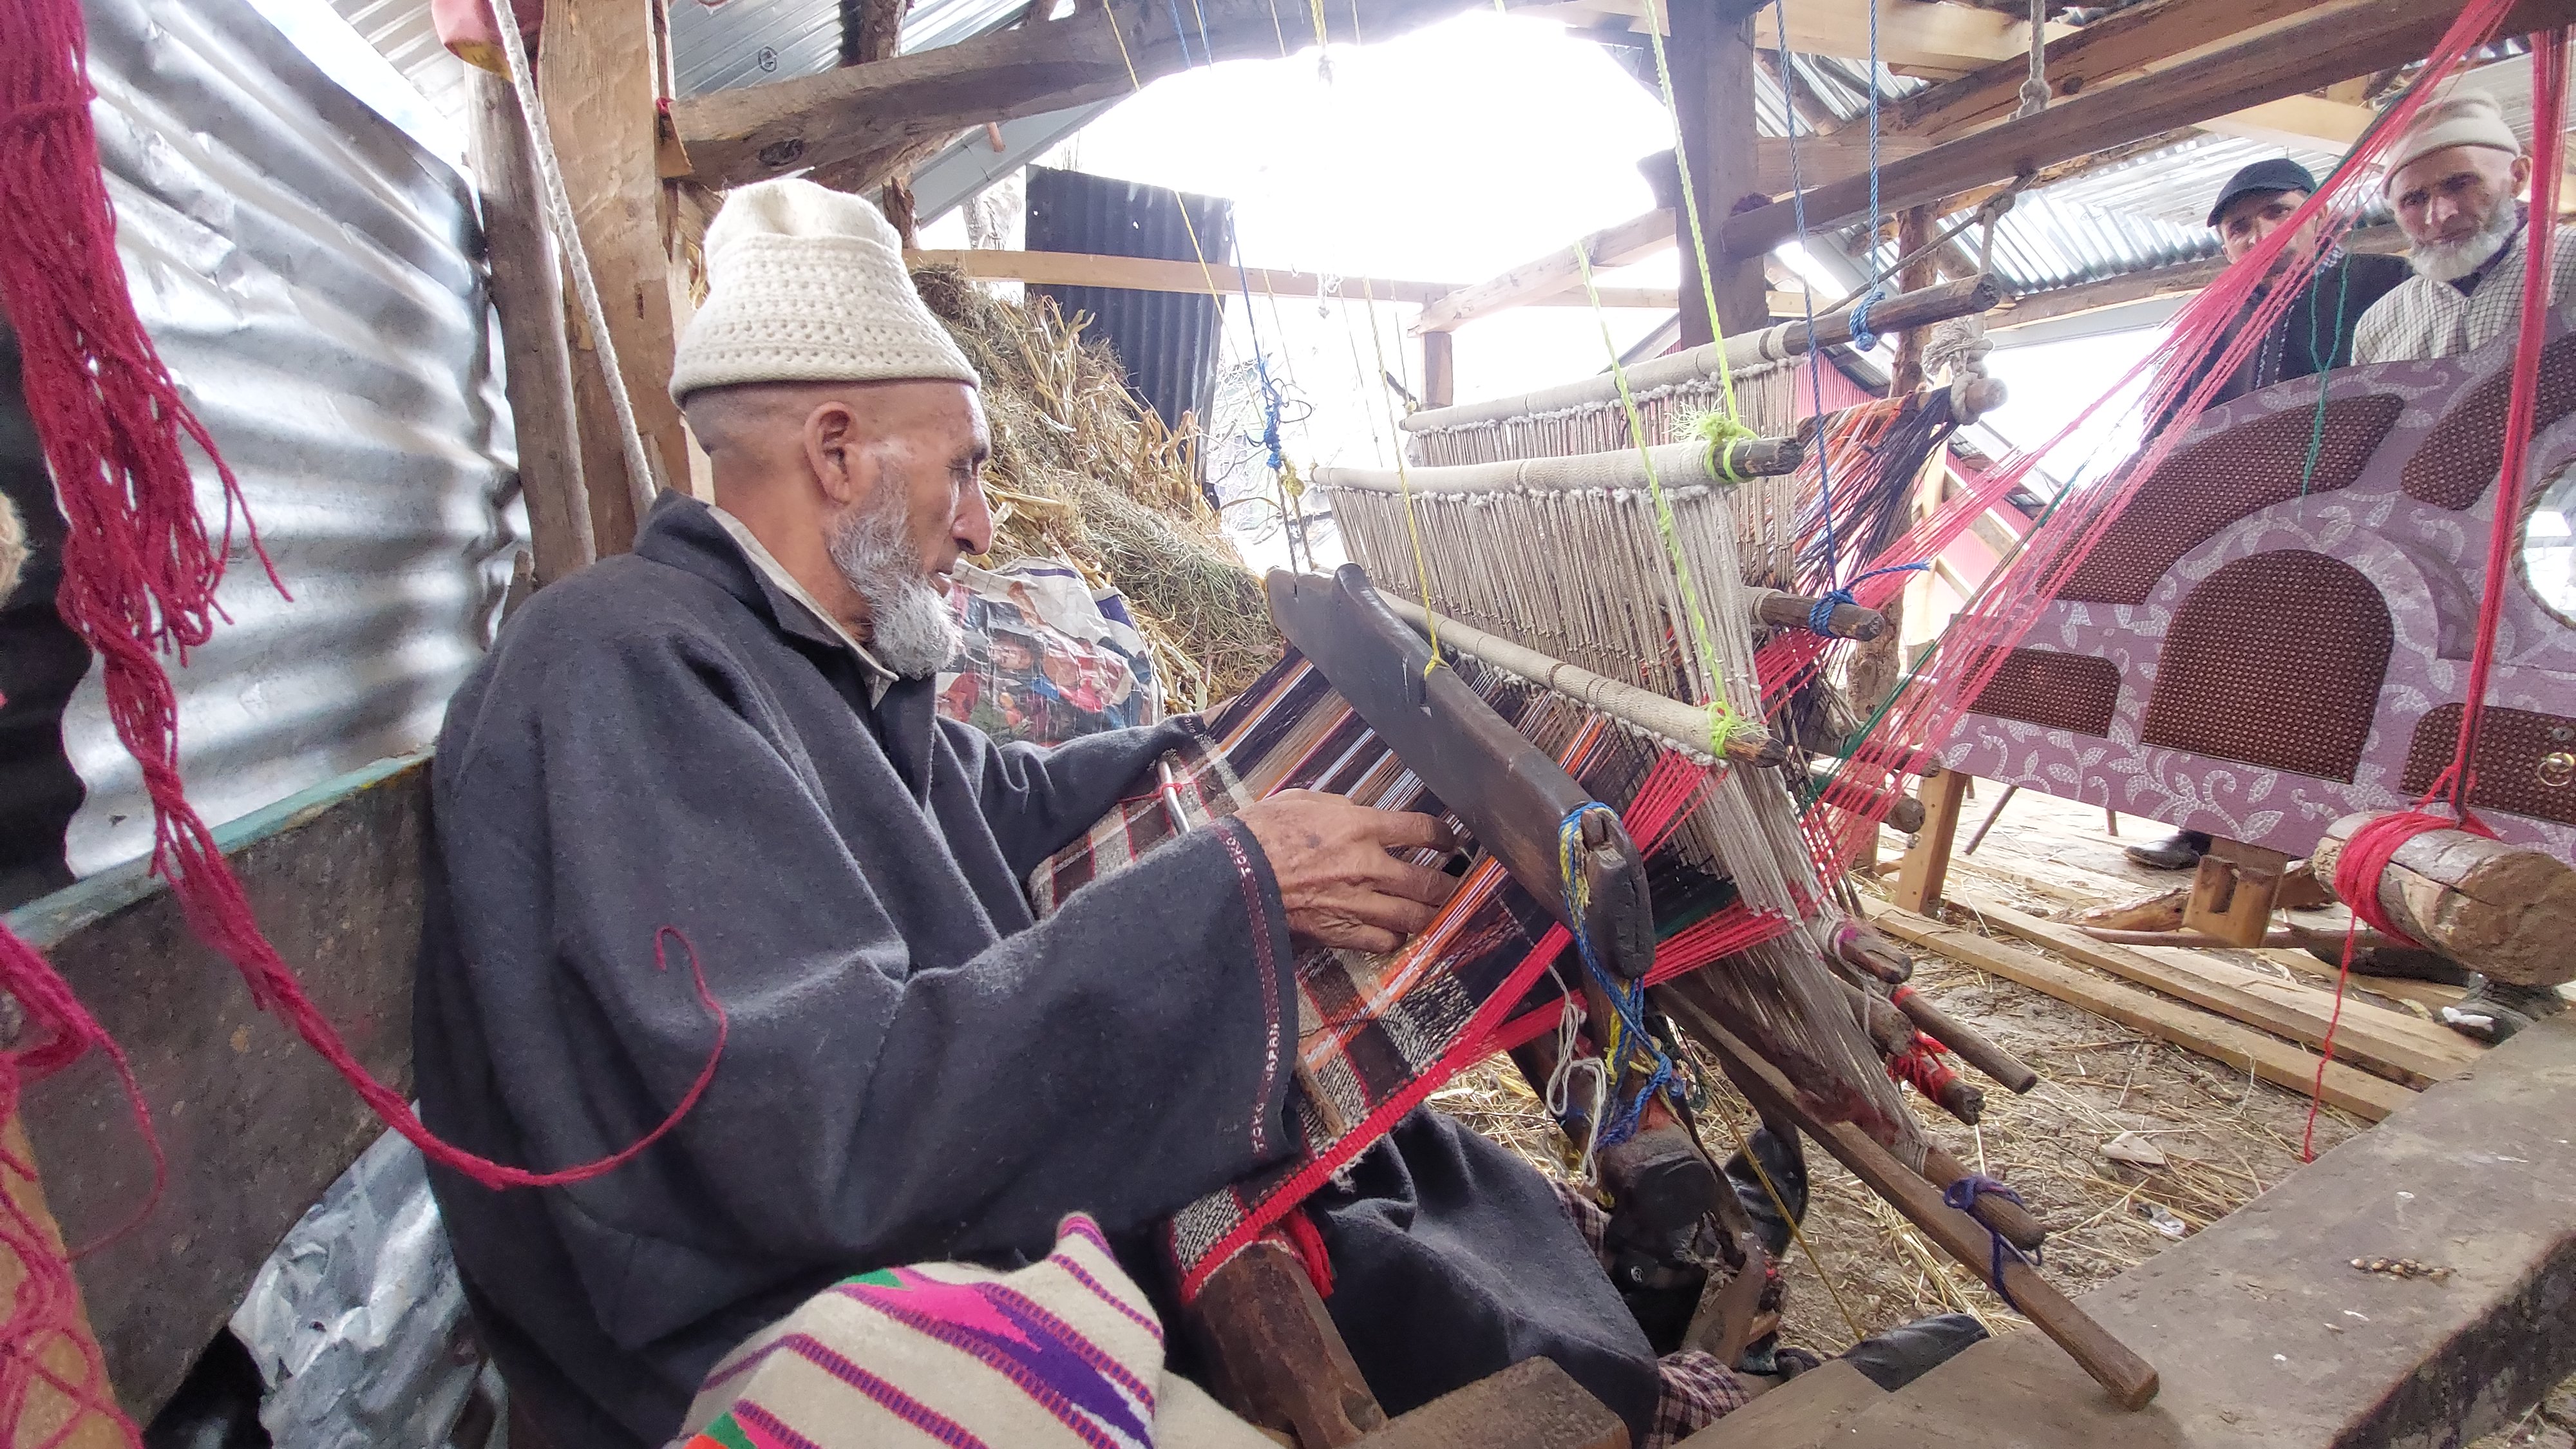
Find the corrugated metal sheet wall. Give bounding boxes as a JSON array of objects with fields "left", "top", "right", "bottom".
[
  {"left": 3, "top": 0, "right": 520, "bottom": 889},
  {"left": 1024, "top": 166, "right": 1235, "bottom": 440}
]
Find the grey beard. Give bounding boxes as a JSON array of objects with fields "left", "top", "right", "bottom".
[
  {"left": 826, "top": 489, "right": 962, "bottom": 678},
  {"left": 2410, "top": 204, "right": 2521, "bottom": 283}
]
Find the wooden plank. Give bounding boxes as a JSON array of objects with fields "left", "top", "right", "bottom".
[
  {"left": 1891, "top": 0, "right": 2339, "bottom": 139},
  {"left": 672, "top": 0, "right": 1478, "bottom": 191},
  {"left": 466, "top": 68, "right": 594, "bottom": 585},
  {"left": 1891, "top": 770, "right": 1970, "bottom": 915},
  {"left": 1945, "top": 888, "right": 2481, "bottom": 1088},
  {"left": 1412, "top": 208, "right": 1676, "bottom": 334},
  {"left": 6, "top": 757, "right": 428, "bottom": 1419},
  {"left": 1749, "top": 0, "right": 2041, "bottom": 75},
  {"left": 1719, "top": 0, "right": 2576, "bottom": 260},
  {"left": 1863, "top": 901, "right": 2415, "bottom": 1119},
  {"left": 0, "top": 1115, "right": 129, "bottom": 1446},
  {"left": 542, "top": 0, "right": 687, "bottom": 553},
  {"left": 2201, "top": 92, "right": 2379, "bottom": 151},
  {"left": 908, "top": 249, "right": 1679, "bottom": 310},
  {"left": 1352, "top": 1358, "right": 1627, "bottom": 1449},
  {"left": 1678, "top": 1359, "right": 1883, "bottom": 1448}
]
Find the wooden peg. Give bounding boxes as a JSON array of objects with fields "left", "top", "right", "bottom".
[
  {"left": 1753, "top": 589, "right": 1888, "bottom": 641},
  {"left": 1188, "top": 1240, "right": 1387, "bottom": 1447}
]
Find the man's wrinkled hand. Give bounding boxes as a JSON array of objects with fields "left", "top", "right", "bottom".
[{"left": 1236, "top": 789, "right": 1462, "bottom": 954}]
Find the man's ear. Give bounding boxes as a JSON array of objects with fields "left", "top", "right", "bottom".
[
  {"left": 2511, "top": 152, "right": 2536, "bottom": 197},
  {"left": 804, "top": 401, "right": 871, "bottom": 506}
]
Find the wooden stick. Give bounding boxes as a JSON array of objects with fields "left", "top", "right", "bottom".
[
  {"left": 2313, "top": 811, "right": 2576, "bottom": 987},
  {"left": 1188, "top": 1241, "right": 1387, "bottom": 1446},
  {"left": 1806, "top": 770, "right": 1925, "bottom": 833},
  {"left": 1890, "top": 982, "right": 2041, "bottom": 1094},
  {"left": 1960, "top": 780, "right": 2019, "bottom": 856},
  {"left": 1663, "top": 989, "right": 2159, "bottom": 1410},
  {"left": 1374, "top": 592, "right": 1788, "bottom": 768},
  {"left": 1752, "top": 589, "right": 1888, "bottom": 640}
]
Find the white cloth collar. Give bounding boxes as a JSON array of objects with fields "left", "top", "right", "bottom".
[{"left": 707, "top": 504, "right": 895, "bottom": 705}]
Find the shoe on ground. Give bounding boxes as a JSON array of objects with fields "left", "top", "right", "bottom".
[
  {"left": 2124, "top": 830, "right": 2210, "bottom": 871},
  {"left": 2439, "top": 975, "right": 2568, "bottom": 1045},
  {"left": 1837, "top": 1312, "right": 1990, "bottom": 1391}
]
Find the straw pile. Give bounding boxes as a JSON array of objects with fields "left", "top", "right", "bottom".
[{"left": 913, "top": 265, "right": 1283, "bottom": 707}]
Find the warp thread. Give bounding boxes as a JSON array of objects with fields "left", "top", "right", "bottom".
[{"left": 1940, "top": 1174, "right": 2034, "bottom": 1312}]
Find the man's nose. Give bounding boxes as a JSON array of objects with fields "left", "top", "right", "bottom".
[{"left": 955, "top": 484, "right": 995, "bottom": 557}]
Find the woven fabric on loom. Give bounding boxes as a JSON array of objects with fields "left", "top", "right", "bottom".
[
  {"left": 2401, "top": 704, "right": 2576, "bottom": 825},
  {"left": 2139, "top": 550, "right": 2393, "bottom": 782},
  {"left": 2401, "top": 331, "right": 2576, "bottom": 510},
  {"left": 2054, "top": 395, "right": 2404, "bottom": 605},
  {"left": 1024, "top": 649, "right": 1887, "bottom": 1296}
]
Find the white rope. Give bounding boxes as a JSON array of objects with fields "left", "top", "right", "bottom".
[
  {"left": 2016, "top": 0, "right": 2049, "bottom": 119},
  {"left": 489, "top": 7, "right": 661, "bottom": 524}
]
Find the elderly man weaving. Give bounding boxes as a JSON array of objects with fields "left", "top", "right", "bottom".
[{"left": 419, "top": 180, "right": 1861, "bottom": 1448}]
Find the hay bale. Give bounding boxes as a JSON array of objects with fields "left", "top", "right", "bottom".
[{"left": 913, "top": 265, "right": 1282, "bottom": 706}]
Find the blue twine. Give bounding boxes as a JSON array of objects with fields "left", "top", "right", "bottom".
[
  {"left": 1848, "top": 285, "right": 1889, "bottom": 354},
  {"left": 1940, "top": 1174, "right": 2036, "bottom": 1312},
  {"left": 1806, "top": 560, "right": 1928, "bottom": 636},
  {"left": 1164, "top": 0, "right": 1197, "bottom": 62},
  {"left": 1558, "top": 806, "right": 1674, "bottom": 1149}
]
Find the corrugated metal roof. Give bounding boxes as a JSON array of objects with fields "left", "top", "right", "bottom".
[
  {"left": 1024, "top": 166, "right": 1235, "bottom": 439},
  {"left": 17, "top": 0, "right": 520, "bottom": 882}
]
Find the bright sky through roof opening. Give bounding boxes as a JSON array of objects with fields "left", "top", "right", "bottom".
[{"left": 926, "top": 10, "right": 1692, "bottom": 567}]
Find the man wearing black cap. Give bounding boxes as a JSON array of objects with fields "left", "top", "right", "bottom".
[{"left": 2126, "top": 158, "right": 2413, "bottom": 871}]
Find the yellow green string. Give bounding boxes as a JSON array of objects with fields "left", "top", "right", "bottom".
[{"left": 1573, "top": 240, "right": 1750, "bottom": 760}]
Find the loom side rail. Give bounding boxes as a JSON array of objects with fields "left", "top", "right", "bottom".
[{"left": 1264, "top": 566, "right": 1656, "bottom": 980}]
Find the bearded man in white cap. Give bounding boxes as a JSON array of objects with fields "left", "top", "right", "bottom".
[
  {"left": 2353, "top": 91, "right": 2576, "bottom": 363},
  {"left": 415, "top": 180, "right": 1973, "bottom": 1449}
]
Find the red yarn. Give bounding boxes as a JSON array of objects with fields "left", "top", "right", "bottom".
[
  {"left": 1280, "top": 1209, "right": 1334, "bottom": 1299},
  {"left": 1883, "top": 1032, "right": 1960, "bottom": 1102},
  {"left": 0, "top": 0, "right": 728, "bottom": 1224},
  {"left": 1784, "top": 0, "right": 2528, "bottom": 880}
]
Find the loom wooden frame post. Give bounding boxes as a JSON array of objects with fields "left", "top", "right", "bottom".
[
  {"left": 1188, "top": 1241, "right": 1388, "bottom": 1447},
  {"left": 1891, "top": 769, "right": 1969, "bottom": 915},
  {"left": 2179, "top": 837, "right": 2290, "bottom": 948}
]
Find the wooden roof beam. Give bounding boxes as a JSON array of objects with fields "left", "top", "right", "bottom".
[
  {"left": 1891, "top": 0, "right": 2345, "bottom": 140},
  {"left": 1412, "top": 209, "right": 1677, "bottom": 334},
  {"left": 1529, "top": 0, "right": 2058, "bottom": 74},
  {"left": 910, "top": 249, "right": 1681, "bottom": 310},
  {"left": 672, "top": 0, "right": 1479, "bottom": 191},
  {"left": 1719, "top": 0, "right": 2576, "bottom": 261}
]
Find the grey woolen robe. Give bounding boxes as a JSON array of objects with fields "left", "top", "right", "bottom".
[
  {"left": 415, "top": 495, "right": 1302, "bottom": 1444},
  {"left": 417, "top": 494, "right": 1667, "bottom": 1448}
]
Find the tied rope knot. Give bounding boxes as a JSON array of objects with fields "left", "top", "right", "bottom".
[
  {"left": 1694, "top": 412, "right": 1761, "bottom": 485},
  {"left": 1941, "top": 1173, "right": 2034, "bottom": 1311},
  {"left": 1806, "top": 560, "right": 1927, "bottom": 636},
  {"left": 1705, "top": 698, "right": 1754, "bottom": 762},
  {"left": 1848, "top": 285, "right": 1891, "bottom": 354}
]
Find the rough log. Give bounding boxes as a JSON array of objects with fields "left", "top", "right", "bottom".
[
  {"left": 2312, "top": 812, "right": 2576, "bottom": 988},
  {"left": 1719, "top": 0, "right": 2576, "bottom": 259}
]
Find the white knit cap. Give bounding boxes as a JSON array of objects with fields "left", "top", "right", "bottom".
[
  {"left": 669, "top": 178, "right": 980, "bottom": 404},
  {"left": 2383, "top": 93, "right": 2524, "bottom": 191}
]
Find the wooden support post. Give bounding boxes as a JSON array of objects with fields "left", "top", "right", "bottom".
[
  {"left": 1891, "top": 770, "right": 1969, "bottom": 916},
  {"left": 1669, "top": 0, "right": 1768, "bottom": 346},
  {"left": 1188, "top": 1240, "right": 1387, "bottom": 1446},
  {"left": 2179, "top": 837, "right": 2289, "bottom": 949},
  {"left": 0, "top": 1115, "right": 128, "bottom": 1447},
  {"left": 1348, "top": 1358, "right": 1626, "bottom": 1449},
  {"left": 1420, "top": 330, "right": 1455, "bottom": 410},
  {"left": 541, "top": 0, "right": 688, "bottom": 554},
  {"left": 1886, "top": 205, "right": 1937, "bottom": 395},
  {"left": 467, "top": 69, "right": 596, "bottom": 586}
]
